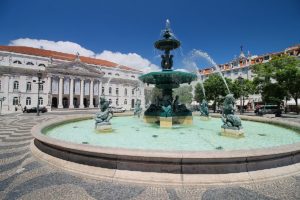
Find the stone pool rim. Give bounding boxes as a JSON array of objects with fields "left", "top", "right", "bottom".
[{"left": 31, "top": 114, "right": 300, "bottom": 174}]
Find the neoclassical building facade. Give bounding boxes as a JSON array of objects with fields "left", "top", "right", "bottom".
[{"left": 0, "top": 46, "right": 144, "bottom": 113}]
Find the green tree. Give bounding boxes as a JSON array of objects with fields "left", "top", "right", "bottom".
[
  {"left": 173, "top": 85, "right": 193, "bottom": 105},
  {"left": 253, "top": 55, "right": 300, "bottom": 113},
  {"left": 201, "top": 73, "right": 232, "bottom": 112},
  {"left": 194, "top": 83, "right": 205, "bottom": 102}
]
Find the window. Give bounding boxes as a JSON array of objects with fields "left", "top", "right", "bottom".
[
  {"left": 109, "top": 87, "right": 112, "bottom": 94},
  {"left": 124, "top": 88, "right": 127, "bottom": 96},
  {"left": 109, "top": 99, "right": 112, "bottom": 104},
  {"left": 26, "top": 82, "right": 32, "bottom": 91},
  {"left": 116, "top": 88, "right": 119, "bottom": 95},
  {"left": 13, "top": 60, "right": 22, "bottom": 64},
  {"left": 124, "top": 99, "right": 127, "bottom": 105},
  {"left": 26, "top": 97, "right": 31, "bottom": 105},
  {"left": 38, "top": 97, "right": 43, "bottom": 105},
  {"left": 0, "top": 80, "right": 1, "bottom": 91},
  {"left": 102, "top": 86, "right": 105, "bottom": 94},
  {"left": 39, "top": 84, "right": 43, "bottom": 91},
  {"left": 38, "top": 63, "right": 46, "bottom": 67},
  {"left": 26, "top": 62, "right": 34, "bottom": 65},
  {"left": 13, "top": 97, "right": 18, "bottom": 105},
  {"left": 108, "top": 72, "right": 112, "bottom": 75},
  {"left": 132, "top": 89, "right": 135, "bottom": 95},
  {"left": 131, "top": 75, "right": 135, "bottom": 78},
  {"left": 115, "top": 73, "right": 120, "bottom": 76},
  {"left": 116, "top": 98, "right": 119, "bottom": 106},
  {"left": 13, "top": 81, "right": 19, "bottom": 90}
]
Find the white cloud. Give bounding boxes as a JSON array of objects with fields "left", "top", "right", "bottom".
[
  {"left": 95, "top": 50, "right": 159, "bottom": 73},
  {"left": 9, "top": 38, "right": 95, "bottom": 57},
  {"left": 8, "top": 38, "right": 159, "bottom": 73}
]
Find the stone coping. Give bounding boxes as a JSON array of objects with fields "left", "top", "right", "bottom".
[{"left": 31, "top": 114, "right": 300, "bottom": 174}]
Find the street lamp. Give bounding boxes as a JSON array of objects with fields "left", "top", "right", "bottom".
[
  {"left": 33, "top": 71, "right": 45, "bottom": 116},
  {"left": 237, "top": 75, "right": 244, "bottom": 115},
  {"left": 0, "top": 96, "right": 6, "bottom": 115}
]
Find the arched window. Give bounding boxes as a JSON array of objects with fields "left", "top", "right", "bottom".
[
  {"left": 26, "top": 82, "right": 32, "bottom": 91},
  {"left": 124, "top": 99, "right": 127, "bottom": 105},
  {"left": 13, "top": 97, "right": 18, "bottom": 105},
  {"left": 26, "top": 97, "right": 31, "bottom": 105},
  {"left": 26, "top": 62, "right": 34, "bottom": 65},
  {"left": 109, "top": 87, "right": 112, "bottom": 94},
  {"left": 38, "top": 63, "right": 46, "bottom": 67},
  {"left": 131, "top": 75, "right": 135, "bottom": 78},
  {"left": 13, "top": 60, "right": 22, "bottom": 64},
  {"left": 116, "top": 98, "right": 119, "bottom": 106},
  {"left": 116, "top": 88, "right": 119, "bottom": 95},
  {"left": 102, "top": 86, "right": 105, "bottom": 94},
  {"left": 124, "top": 88, "right": 127, "bottom": 96},
  {"left": 13, "top": 81, "right": 19, "bottom": 90},
  {"left": 38, "top": 97, "right": 43, "bottom": 105}
]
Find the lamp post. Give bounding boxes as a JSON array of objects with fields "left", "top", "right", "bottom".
[
  {"left": 33, "top": 71, "right": 45, "bottom": 116},
  {"left": 237, "top": 75, "right": 244, "bottom": 115},
  {"left": 0, "top": 96, "right": 6, "bottom": 115}
]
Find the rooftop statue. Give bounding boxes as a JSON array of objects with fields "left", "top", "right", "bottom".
[
  {"left": 199, "top": 99, "right": 209, "bottom": 117},
  {"left": 221, "top": 94, "right": 242, "bottom": 130},
  {"left": 95, "top": 96, "right": 113, "bottom": 130}
]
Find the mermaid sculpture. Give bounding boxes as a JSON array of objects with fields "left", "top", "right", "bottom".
[
  {"left": 199, "top": 99, "right": 209, "bottom": 117},
  {"left": 221, "top": 94, "right": 243, "bottom": 137},
  {"left": 134, "top": 99, "right": 143, "bottom": 118},
  {"left": 95, "top": 96, "right": 113, "bottom": 131}
]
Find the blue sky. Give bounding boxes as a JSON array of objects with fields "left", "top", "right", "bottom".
[{"left": 0, "top": 0, "right": 299, "bottom": 71}]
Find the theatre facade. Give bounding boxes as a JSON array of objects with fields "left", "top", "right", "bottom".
[{"left": 0, "top": 46, "right": 144, "bottom": 113}]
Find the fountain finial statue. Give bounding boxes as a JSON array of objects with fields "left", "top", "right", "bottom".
[
  {"left": 166, "top": 19, "right": 171, "bottom": 30},
  {"left": 95, "top": 96, "right": 113, "bottom": 131}
]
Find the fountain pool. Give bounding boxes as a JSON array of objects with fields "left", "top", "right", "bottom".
[{"left": 44, "top": 116, "right": 300, "bottom": 152}]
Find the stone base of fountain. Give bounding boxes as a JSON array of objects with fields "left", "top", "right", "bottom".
[
  {"left": 95, "top": 123, "right": 112, "bottom": 132},
  {"left": 144, "top": 115, "right": 193, "bottom": 128},
  {"left": 200, "top": 116, "right": 210, "bottom": 121},
  {"left": 221, "top": 128, "right": 244, "bottom": 138}
]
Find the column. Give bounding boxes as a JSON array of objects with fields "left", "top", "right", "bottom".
[
  {"left": 89, "top": 79, "right": 94, "bottom": 108},
  {"left": 97, "top": 80, "right": 102, "bottom": 108},
  {"left": 47, "top": 76, "right": 52, "bottom": 107},
  {"left": 58, "top": 77, "right": 63, "bottom": 108},
  {"left": 79, "top": 79, "right": 85, "bottom": 108},
  {"left": 69, "top": 77, "right": 74, "bottom": 108}
]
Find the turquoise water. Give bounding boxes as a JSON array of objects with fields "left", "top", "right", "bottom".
[{"left": 44, "top": 116, "right": 300, "bottom": 151}]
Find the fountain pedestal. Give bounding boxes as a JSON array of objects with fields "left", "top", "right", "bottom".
[
  {"left": 221, "top": 128, "right": 244, "bottom": 138},
  {"left": 139, "top": 20, "right": 197, "bottom": 128}
]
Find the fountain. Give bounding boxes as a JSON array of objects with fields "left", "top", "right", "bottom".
[
  {"left": 139, "top": 20, "right": 197, "bottom": 127},
  {"left": 31, "top": 21, "right": 300, "bottom": 177}
]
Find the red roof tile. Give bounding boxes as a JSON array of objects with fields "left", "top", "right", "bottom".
[{"left": 0, "top": 46, "right": 140, "bottom": 72}]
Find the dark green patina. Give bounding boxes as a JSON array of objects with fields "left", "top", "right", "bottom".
[{"left": 139, "top": 21, "right": 197, "bottom": 120}]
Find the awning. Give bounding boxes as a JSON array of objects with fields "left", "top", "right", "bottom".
[
  {"left": 286, "top": 99, "right": 300, "bottom": 105},
  {"left": 191, "top": 101, "right": 199, "bottom": 106}
]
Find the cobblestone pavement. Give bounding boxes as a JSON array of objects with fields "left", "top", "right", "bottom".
[{"left": 0, "top": 113, "right": 299, "bottom": 200}]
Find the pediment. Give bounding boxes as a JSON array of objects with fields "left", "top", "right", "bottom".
[{"left": 47, "top": 60, "right": 104, "bottom": 77}]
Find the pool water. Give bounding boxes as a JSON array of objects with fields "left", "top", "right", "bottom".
[{"left": 44, "top": 116, "right": 300, "bottom": 151}]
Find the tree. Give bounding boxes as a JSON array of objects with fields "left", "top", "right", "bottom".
[
  {"left": 194, "top": 83, "right": 205, "bottom": 103},
  {"left": 173, "top": 85, "right": 193, "bottom": 105},
  {"left": 253, "top": 55, "right": 300, "bottom": 113},
  {"left": 200, "top": 73, "right": 232, "bottom": 112}
]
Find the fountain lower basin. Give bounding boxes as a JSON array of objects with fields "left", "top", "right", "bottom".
[{"left": 31, "top": 114, "right": 300, "bottom": 174}]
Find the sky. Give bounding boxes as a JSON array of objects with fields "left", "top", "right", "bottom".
[{"left": 0, "top": 0, "right": 299, "bottom": 72}]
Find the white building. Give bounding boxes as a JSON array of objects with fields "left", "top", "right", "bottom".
[
  {"left": 198, "top": 45, "right": 300, "bottom": 110},
  {"left": 0, "top": 46, "right": 145, "bottom": 113}
]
